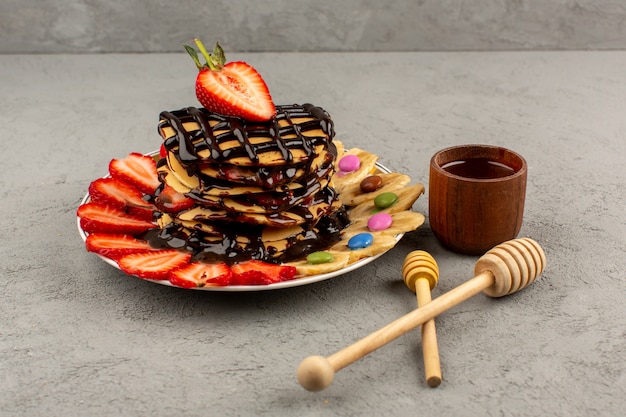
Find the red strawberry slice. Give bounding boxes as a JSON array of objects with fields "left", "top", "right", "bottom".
[
  {"left": 185, "top": 40, "right": 276, "bottom": 122},
  {"left": 154, "top": 185, "right": 195, "bottom": 213},
  {"left": 109, "top": 152, "right": 160, "bottom": 195},
  {"left": 169, "top": 262, "right": 232, "bottom": 288},
  {"left": 118, "top": 250, "right": 191, "bottom": 280},
  {"left": 221, "top": 165, "right": 251, "bottom": 182},
  {"left": 88, "top": 177, "right": 155, "bottom": 220},
  {"left": 77, "top": 203, "right": 155, "bottom": 235},
  {"left": 230, "top": 260, "right": 296, "bottom": 285},
  {"left": 86, "top": 233, "right": 157, "bottom": 260}
]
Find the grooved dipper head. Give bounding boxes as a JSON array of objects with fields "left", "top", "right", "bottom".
[
  {"left": 475, "top": 238, "right": 546, "bottom": 297},
  {"left": 403, "top": 250, "right": 439, "bottom": 292}
]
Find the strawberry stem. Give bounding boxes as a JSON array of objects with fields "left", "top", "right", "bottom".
[
  {"left": 184, "top": 45, "right": 203, "bottom": 70},
  {"left": 211, "top": 42, "right": 226, "bottom": 66},
  {"left": 183, "top": 39, "right": 226, "bottom": 72},
  {"left": 194, "top": 39, "right": 215, "bottom": 69}
]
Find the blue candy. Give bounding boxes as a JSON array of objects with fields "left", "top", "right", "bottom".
[{"left": 348, "top": 233, "right": 374, "bottom": 250}]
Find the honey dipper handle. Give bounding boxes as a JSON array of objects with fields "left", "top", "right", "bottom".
[
  {"left": 327, "top": 271, "right": 494, "bottom": 373},
  {"left": 415, "top": 278, "right": 442, "bottom": 387}
]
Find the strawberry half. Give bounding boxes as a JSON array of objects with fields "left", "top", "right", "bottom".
[
  {"left": 230, "top": 260, "right": 296, "bottom": 285},
  {"left": 86, "top": 233, "right": 157, "bottom": 260},
  {"left": 154, "top": 184, "right": 195, "bottom": 213},
  {"left": 88, "top": 177, "right": 155, "bottom": 220},
  {"left": 77, "top": 203, "right": 155, "bottom": 235},
  {"left": 109, "top": 152, "right": 160, "bottom": 195},
  {"left": 169, "top": 262, "right": 232, "bottom": 288},
  {"left": 118, "top": 250, "right": 191, "bottom": 281},
  {"left": 185, "top": 40, "right": 276, "bottom": 122}
]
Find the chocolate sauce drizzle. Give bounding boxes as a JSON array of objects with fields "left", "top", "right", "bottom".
[
  {"left": 179, "top": 141, "right": 337, "bottom": 192},
  {"left": 148, "top": 104, "right": 348, "bottom": 265},
  {"left": 144, "top": 206, "right": 350, "bottom": 265},
  {"left": 159, "top": 103, "right": 334, "bottom": 167}
]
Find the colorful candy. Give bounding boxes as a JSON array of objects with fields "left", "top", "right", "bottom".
[
  {"left": 374, "top": 192, "right": 398, "bottom": 209},
  {"left": 338, "top": 155, "right": 361, "bottom": 173},
  {"left": 348, "top": 233, "right": 374, "bottom": 250},
  {"left": 360, "top": 175, "right": 383, "bottom": 193},
  {"left": 368, "top": 212, "right": 393, "bottom": 231},
  {"left": 307, "top": 251, "right": 335, "bottom": 264}
]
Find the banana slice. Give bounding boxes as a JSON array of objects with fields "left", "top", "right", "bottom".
[
  {"left": 329, "top": 234, "right": 399, "bottom": 262},
  {"left": 339, "top": 172, "right": 412, "bottom": 206},
  {"left": 340, "top": 211, "right": 425, "bottom": 238},
  {"left": 348, "top": 184, "right": 425, "bottom": 220},
  {"left": 332, "top": 147, "right": 379, "bottom": 194},
  {"left": 287, "top": 252, "right": 351, "bottom": 276}
]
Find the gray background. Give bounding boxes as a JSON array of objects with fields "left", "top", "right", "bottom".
[
  {"left": 1, "top": 1, "right": 625, "bottom": 417},
  {"left": 3, "top": 49, "right": 625, "bottom": 417},
  {"left": 2, "top": 0, "right": 626, "bottom": 53}
]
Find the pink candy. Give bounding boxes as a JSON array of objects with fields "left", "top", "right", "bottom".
[
  {"left": 367, "top": 212, "right": 393, "bottom": 231},
  {"left": 338, "top": 155, "right": 360, "bottom": 173}
]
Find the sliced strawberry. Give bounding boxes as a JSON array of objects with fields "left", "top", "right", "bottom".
[
  {"left": 169, "top": 262, "right": 232, "bottom": 288},
  {"left": 109, "top": 152, "right": 160, "bottom": 195},
  {"left": 230, "top": 260, "right": 296, "bottom": 285},
  {"left": 185, "top": 40, "right": 275, "bottom": 121},
  {"left": 86, "top": 233, "right": 157, "bottom": 260},
  {"left": 77, "top": 203, "right": 154, "bottom": 235},
  {"left": 154, "top": 185, "right": 195, "bottom": 213},
  {"left": 88, "top": 177, "right": 155, "bottom": 220},
  {"left": 221, "top": 165, "right": 252, "bottom": 182},
  {"left": 118, "top": 250, "right": 191, "bottom": 280}
]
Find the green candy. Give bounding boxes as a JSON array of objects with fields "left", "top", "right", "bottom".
[
  {"left": 306, "top": 251, "right": 335, "bottom": 264},
  {"left": 374, "top": 192, "right": 398, "bottom": 209}
]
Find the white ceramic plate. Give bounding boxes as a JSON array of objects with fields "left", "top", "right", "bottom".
[{"left": 77, "top": 154, "right": 402, "bottom": 291}]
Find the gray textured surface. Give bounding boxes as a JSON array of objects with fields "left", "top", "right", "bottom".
[
  {"left": 1, "top": 51, "right": 625, "bottom": 416},
  {"left": 2, "top": 0, "right": 626, "bottom": 53}
]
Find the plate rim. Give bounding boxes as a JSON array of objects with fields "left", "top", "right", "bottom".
[{"left": 77, "top": 153, "right": 403, "bottom": 291}]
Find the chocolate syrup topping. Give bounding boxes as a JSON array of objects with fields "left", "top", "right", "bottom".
[
  {"left": 184, "top": 164, "right": 336, "bottom": 214},
  {"left": 191, "top": 141, "right": 337, "bottom": 191},
  {"left": 143, "top": 206, "right": 350, "bottom": 265},
  {"left": 159, "top": 104, "right": 334, "bottom": 166},
  {"left": 151, "top": 103, "right": 347, "bottom": 265}
]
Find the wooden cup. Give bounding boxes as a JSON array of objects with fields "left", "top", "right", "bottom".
[{"left": 429, "top": 144, "right": 527, "bottom": 255}]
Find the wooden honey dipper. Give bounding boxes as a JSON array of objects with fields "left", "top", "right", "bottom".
[
  {"left": 297, "top": 238, "right": 546, "bottom": 391},
  {"left": 403, "top": 250, "right": 442, "bottom": 387}
]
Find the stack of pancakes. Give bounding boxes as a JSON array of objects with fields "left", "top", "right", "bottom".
[{"left": 153, "top": 104, "right": 350, "bottom": 264}]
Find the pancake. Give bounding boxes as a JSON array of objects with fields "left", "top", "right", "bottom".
[
  {"left": 158, "top": 104, "right": 335, "bottom": 168},
  {"left": 147, "top": 206, "right": 351, "bottom": 264},
  {"left": 158, "top": 151, "right": 336, "bottom": 197},
  {"left": 170, "top": 187, "right": 342, "bottom": 227}
]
